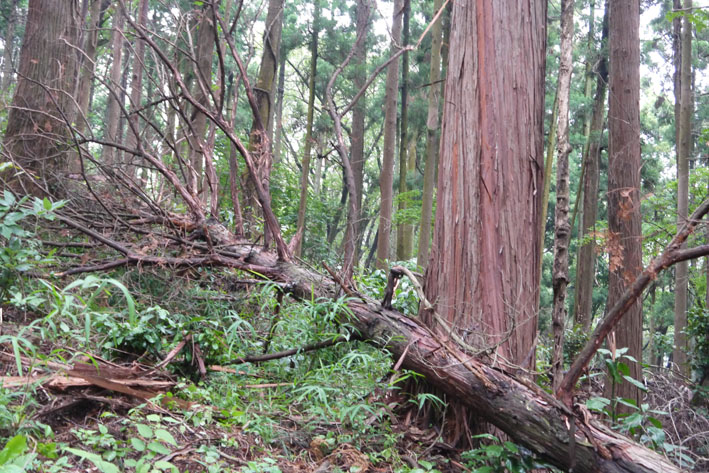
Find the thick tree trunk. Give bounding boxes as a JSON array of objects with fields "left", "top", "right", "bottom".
[
  {"left": 423, "top": 0, "right": 545, "bottom": 368},
  {"left": 294, "top": 0, "right": 320, "bottom": 258},
  {"left": 551, "top": 0, "right": 574, "bottom": 391},
  {"left": 101, "top": 5, "right": 125, "bottom": 166},
  {"left": 672, "top": 0, "right": 692, "bottom": 376},
  {"left": 395, "top": 0, "right": 411, "bottom": 261},
  {"left": 375, "top": 0, "right": 403, "bottom": 269},
  {"left": 3, "top": 0, "right": 81, "bottom": 196},
  {"left": 416, "top": 0, "right": 444, "bottom": 270},
  {"left": 574, "top": 3, "right": 609, "bottom": 331},
  {"left": 605, "top": 0, "right": 643, "bottom": 410}
]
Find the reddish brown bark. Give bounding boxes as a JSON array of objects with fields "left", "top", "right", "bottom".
[
  {"left": 574, "top": 3, "right": 609, "bottom": 330},
  {"left": 422, "top": 0, "right": 545, "bottom": 368},
  {"left": 604, "top": 0, "right": 643, "bottom": 409},
  {"left": 3, "top": 0, "right": 81, "bottom": 195}
]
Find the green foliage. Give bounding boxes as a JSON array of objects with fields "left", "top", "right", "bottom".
[
  {"left": 461, "top": 434, "right": 553, "bottom": 473},
  {"left": 0, "top": 191, "right": 64, "bottom": 302},
  {"left": 687, "top": 306, "right": 709, "bottom": 384}
]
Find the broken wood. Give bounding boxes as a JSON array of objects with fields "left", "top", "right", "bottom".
[{"left": 52, "top": 215, "right": 706, "bottom": 471}]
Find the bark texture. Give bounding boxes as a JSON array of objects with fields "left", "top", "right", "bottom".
[
  {"left": 3, "top": 0, "right": 81, "bottom": 195},
  {"left": 0, "top": 0, "right": 19, "bottom": 94},
  {"left": 605, "top": 0, "right": 643, "bottom": 409},
  {"left": 672, "top": 0, "right": 692, "bottom": 376},
  {"left": 375, "top": 0, "right": 403, "bottom": 269},
  {"left": 244, "top": 0, "right": 283, "bottom": 241},
  {"left": 395, "top": 0, "right": 411, "bottom": 261},
  {"left": 423, "top": 0, "right": 545, "bottom": 368},
  {"left": 551, "top": 0, "right": 574, "bottom": 391},
  {"left": 294, "top": 0, "right": 320, "bottom": 258},
  {"left": 416, "top": 0, "right": 443, "bottom": 269},
  {"left": 574, "top": 3, "right": 609, "bottom": 330},
  {"left": 101, "top": 5, "right": 125, "bottom": 166}
]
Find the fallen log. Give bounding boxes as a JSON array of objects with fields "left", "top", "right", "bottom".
[
  {"left": 53, "top": 217, "right": 679, "bottom": 472},
  {"left": 208, "top": 240, "right": 677, "bottom": 473}
]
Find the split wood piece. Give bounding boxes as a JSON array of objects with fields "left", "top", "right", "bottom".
[{"left": 0, "top": 374, "right": 174, "bottom": 390}]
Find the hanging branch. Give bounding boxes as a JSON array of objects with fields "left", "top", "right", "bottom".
[{"left": 557, "top": 197, "right": 709, "bottom": 404}]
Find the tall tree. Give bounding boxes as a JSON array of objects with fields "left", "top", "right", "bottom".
[
  {"left": 125, "top": 0, "right": 149, "bottom": 178},
  {"left": 0, "top": 0, "right": 19, "bottom": 94},
  {"left": 550, "top": 0, "right": 574, "bottom": 391},
  {"left": 186, "top": 6, "right": 216, "bottom": 205},
  {"left": 100, "top": 3, "right": 125, "bottom": 166},
  {"left": 606, "top": 0, "right": 643, "bottom": 408},
  {"left": 673, "top": 0, "right": 693, "bottom": 375},
  {"left": 416, "top": 0, "right": 444, "bottom": 269},
  {"left": 245, "top": 0, "right": 284, "bottom": 242},
  {"left": 294, "top": 0, "right": 320, "bottom": 258},
  {"left": 343, "top": 0, "right": 370, "bottom": 265},
  {"left": 574, "top": 2, "right": 609, "bottom": 330},
  {"left": 2, "top": 0, "right": 81, "bottom": 195},
  {"left": 395, "top": 0, "right": 411, "bottom": 261},
  {"left": 375, "top": 0, "right": 403, "bottom": 269},
  {"left": 422, "top": 0, "right": 545, "bottom": 369}
]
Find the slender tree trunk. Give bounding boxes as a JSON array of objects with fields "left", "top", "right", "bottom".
[
  {"left": 551, "top": 0, "right": 574, "bottom": 392},
  {"left": 673, "top": 0, "right": 692, "bottom": 376},
  {"left": 125, "top": 0, "right": 149, "bottom": 179},
  {"left": 343, "top": 0, "right": 370, "bottom": 265},
  {"left": 605, "top": 0, "right": 642, "bottom": 410},
  {"left": 375, "top": 0, "right": 403, "bottom": 269},
  {"left": 101, "top": 5, "right": 125, "bottom": 166},
  {"left": 294, "top": 0, "right": 320, "bottom": 258},
  {"left": 226, "top": 74, "right": 245, "bottom": 236},
  {"left": 186, "top": 7, "right": 216, "bottom": 200},
  {"left": 540, "top": 86, "right": 559, "bottom": 269},
  {"left": 417, "top": 0, "right": 444, "bottom": 269},
  {"left": 574, "top": 3, "right": 609, "bottom": 331},
  {"left": 3, "top": 0, "right": 81, "bottom": 196},
  {"left": 273, "top": 53, "right": 286, "bottom": 164},
  {"left": 395, "top": 0, "right": 411, "bottom": 261},
  {"left": 423, "top": 0, "right": 546, "bottom": 370},
  {"left": 70, "top": 0, "right": 108, "bottom": 174},
  {"left": 244, "top": 0, "right": 284, "bottom": 243},
  {"left": 1, "top": 0, "right": 19, "bottom": 94}
]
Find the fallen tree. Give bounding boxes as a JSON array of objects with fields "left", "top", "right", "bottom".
[{"left": 49, "top": 209, "right": 700, "bottom": 473}]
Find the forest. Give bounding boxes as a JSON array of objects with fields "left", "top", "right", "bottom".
[{"left": 0, "top": 0, "right": 708, "bottom": 472}]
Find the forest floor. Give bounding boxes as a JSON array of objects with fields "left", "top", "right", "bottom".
[
  {"left": 0, "top": 271, "right": 473, "bottom": 473},
  {"left": 1, "top": 261, "right": 707, "bottom": 472}
]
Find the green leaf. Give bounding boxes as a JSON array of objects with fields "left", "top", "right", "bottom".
[
  {"left": 154, "top": 429, "right": 177, "bottom": 446},
  {"left": 147, "top": 441, "right": 171, "bottom": 455},
  {"left": 617, "top": 362, "right": 630, "bottom": 377},
  {"left": 136, "top": 423, "right": 153, "bottom": 438},
  {"left": 622, "top": 375, "right": 647, "bottom": 392},
  {"left": 586, "top": 397, "right": 610, "bottom": 411},
  {"left": 130, "top": 437, "right": 146, "bottom": 452},
  {"left": 503, "top": 441, "right": 519, "bottom": 454},
  {"left": 471, "top": 467, "right": 494, "bottom": 473},
  {"left": 65, "top": 447, "right": 119, "bottom": 473},
  {"left": 0, "top": 435, "right": 27, "bottom": 465},
  {"left": 484, "top": 445, "right": 504, "bottom": 457},
  {"left": 154, "top": 460, "right": 178, "bottom": 472},
  {"left": 43, "top": 197, "right": 52, "bottom": 211}
]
